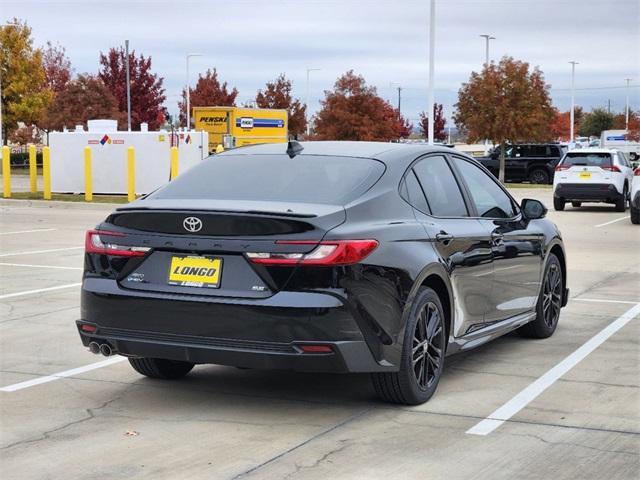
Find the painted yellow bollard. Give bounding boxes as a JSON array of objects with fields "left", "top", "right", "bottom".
[
  {"left": 43, "top": 147, "right": 51, "bottom": 200},
  {"left": 29, "top": 144, "right": 37, "bottom": 193},
  {"left": 170, "top": 146, "right": 179, "bottom": 179},
  {"left": 127, "top": 146, "right": 136, "bottom": 202},
  {"left": 2, "top": 146, "right": 10, "bottom": 198},
  {"left": 84, "top": 146, "right": 93, "bottom": 202},
  {"left": 215, "top": 144, "right": 224, "bottom": 154}
]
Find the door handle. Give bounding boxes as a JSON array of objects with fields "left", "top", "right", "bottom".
[
  {"left": 435, "top": 232, "right": 454, "bottom": 244},
  {"left": 491, "top": 232, "right": 504, "bottom": 244}
]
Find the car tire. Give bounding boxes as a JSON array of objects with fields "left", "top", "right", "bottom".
[
  {"left": 615, "top": 185, "right": 628, "bottom": 212},
  {"left": 631, "top": 205, "right": 640, "bottom": 224},
  {"left": 553, "top": 197, "right": 565, "bottom": 211},
  {"left": 529, "top": 169, "right": 550, "bottom": 184},
  {"left": 519, "top": 253, "right": 562, "bottom": 339},
  {"left": 129, "top": 357, "right": 195, "bottom": 379},
  {"left": 571, "top": 201, "right": 582, "bottom": 208},
  {"left": 371, "top": 287, "right": 446, "bottom": 405}
]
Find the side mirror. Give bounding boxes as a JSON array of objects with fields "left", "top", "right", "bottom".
[{"left": 521, "top": 198, "right": 547, "bottom": 220}]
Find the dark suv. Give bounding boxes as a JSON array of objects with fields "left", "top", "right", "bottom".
[{"left": 478, "top": 144, "right": 566, "bottom": 184}]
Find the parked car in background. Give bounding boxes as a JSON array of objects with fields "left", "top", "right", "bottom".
[
  {"left": 477, "top": 144, "right": 566, "bottom": 184},
  {"left": 601, "top": 130, "right": 640, "bottom": 162},
  {"left": 553, "top": 149, "right": 634, "bottom": 212},
  {"left": 630, "top": 167, "right": 640, "bottom": 224}
]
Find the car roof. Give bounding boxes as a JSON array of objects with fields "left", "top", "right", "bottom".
[
  {"left": 567, "top": 148, "right": 618, "bottom": 154},
  {"left": 216, "top": 141, "right": 454, "bottom": 160}
]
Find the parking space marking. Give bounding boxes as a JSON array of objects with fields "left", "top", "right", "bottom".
[
  {"left": 466, "top": 302, "right": 640, "bottom": 436},
  {"left": 574, "top": 298, "right": 640, "bottom": 305},
  {"left": 0, "top": 283, "right": 82, "bottom": 300},
  {"left": 0, "top": 357, "right": 127, "bottom": 393},
  {"left": 0, "top": 228, "right": 57, "bottom": 236},
  {"left": 0, "top": 262, "right": 82, "bottom": 271},
  {"left": 0, "top": 246, "right": 83, "bottom": 257},
  {"left": 594, "top": 216, "right": 628, "bottom": 228}
]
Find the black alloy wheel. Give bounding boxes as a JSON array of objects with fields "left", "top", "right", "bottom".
[
  {"left": 529, "top": 169, "right": 550, "bottom": 184},
  {"left": 371, "top": 287, "right": 446, "bottom": 405},
  {"left": 520, "top": 253, "right": 562, "bottom": 338}
]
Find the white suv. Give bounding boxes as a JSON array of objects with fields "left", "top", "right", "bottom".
[
  {"left": 553, "top": 149, "right": 634, "bottom": 212},
  {"left": 631, "top": 167, "right": 640, "bottom": 224}
]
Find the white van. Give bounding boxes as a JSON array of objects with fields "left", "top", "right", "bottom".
[{"left": 600, "top": 130, "right": 640, "bottom": 161}]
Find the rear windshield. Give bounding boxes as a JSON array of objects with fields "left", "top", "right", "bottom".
[
  {"left": 149, "top": 154, "right": 385, "bottom": 204},
  {"left": 562, "top": 153, "right": 612, "bottom": 167}
]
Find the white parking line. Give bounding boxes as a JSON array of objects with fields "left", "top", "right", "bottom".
[
  {"left": 0, "top": 262, "right": 82, "bottom": 271},
  {"left": 594, "top": 216, "right": 628, "bottom": 228},
  {"left": 0, "top": 228, "right": 57, "bottom": 236},
  {"left": 466, "top": 302, "right": 640, "bottom": 436},
  {"left": 574, "top": 298, "right": 640, "bottom": 305},
  {"left": 0, "top": 357, "right": 127, "bottom": 392},
  {"left": 0, "top": 246, "right": 83, "bottom": 257},
  {"left": 0, "top": 282, "right": 82, "bottom": 300}
]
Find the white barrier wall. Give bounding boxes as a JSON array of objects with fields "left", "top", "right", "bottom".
[{"left": 49, "top": 130, "right": 208, "bottom": 194}]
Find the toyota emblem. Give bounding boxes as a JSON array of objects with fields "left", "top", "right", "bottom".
[{"left": 183, "top": 216, "right": 203, "bottom": 233}]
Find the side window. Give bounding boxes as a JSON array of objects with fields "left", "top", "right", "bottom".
[
  {"left": 400, "top": 170, "right": 430, "bottom": 214},
  {"left": 619, "top": 152, "right": 630, "bottom": 167},
  {"left": 550, "top": 146, "right": 560, "bottom": 157},
  {"left": 453, "top": 157, "right": 518, "bottom": 219},
  {"left": 413, "top": 156, "right": 468, "bottom": 217}
]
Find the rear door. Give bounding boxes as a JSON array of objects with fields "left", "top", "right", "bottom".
[
  {"left": 451, "top": 156, "right": 544, "bottom": 321},
  {"left": 406, "top": 155, "right": 494, "bottom": 337}
]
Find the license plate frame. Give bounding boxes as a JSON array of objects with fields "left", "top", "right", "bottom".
[{"left": 168, "top": 256, "right": 222, "bottom": 289}]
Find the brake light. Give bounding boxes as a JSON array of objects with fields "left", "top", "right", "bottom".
[
  {"left": 85, "top": 230, "right": 150, "bottom": 257},
  {"left": 555, "top": 164, "right": 570, "bottom": 171},
  {"left": 246, "top": 240, "right": 378, "bottom": 266},
  {"left": 634, "top": 168, "right": 640, "bottom": 176},
  {"left": 601, "top": 165, "right": 621, "bottom": 172}
]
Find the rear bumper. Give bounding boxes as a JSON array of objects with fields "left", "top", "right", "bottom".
[
  {"left": 78, "top": 277, "right": 394, "bottom": 373},
  {"left": 554, "top": 183, "right": 622, "bottom": 202}
]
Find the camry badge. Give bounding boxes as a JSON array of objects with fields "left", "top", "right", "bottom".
[{"left": 183, "top": 217, "right": 203, "bottom": 233}]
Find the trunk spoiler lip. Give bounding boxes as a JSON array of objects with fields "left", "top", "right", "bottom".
[{"left": 113, "top": 207, "right": 318, "bottom": 219}]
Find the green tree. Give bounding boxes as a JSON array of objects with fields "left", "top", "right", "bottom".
[
  {"left": 579, "top": 108, "right": 615, "bottom": 137},
  {"left": 0, "top": 19, "right": 52, "bottom": 143},
  {"left": 454, "top": 57, "right": 555, "bottom": 182}
]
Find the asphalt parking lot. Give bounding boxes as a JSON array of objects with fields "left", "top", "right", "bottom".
[{"left": 1, "top": 188, "right": 638, "bottom": 480}]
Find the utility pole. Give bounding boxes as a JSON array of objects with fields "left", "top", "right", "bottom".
[
  {"left": 569, "top": 61, "right": 578, "bottom": 142},
  {"left": 305, "top": 68, "right": 320, "bottom": 137},
  {"left": 125, "top": 40, "right": 131, "bottom": 131},
  {"left": 607, "top": 99, "right": 611, "bottom": 114},
  {"left": 479, "top": 34, "right": 496, "bottom": 67},
  {"left": 397, "top": 86, "right": 402, "bottom": 116},
  {"left": 427, "top": 0, "right": 436, "bottom": 145},
  {"left": 625, "top": 78, "right": 632, "bottom": 129},
  {"left": 186, "top": 53, "right": 203, "bottom": 130}
]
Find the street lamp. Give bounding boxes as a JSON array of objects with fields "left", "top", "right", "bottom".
[
  {"left": 479, "top": 34, "right": 496, "bottom": 67},
  {"left": 625, "top": 78, "right": 633, "bottom": 130},
  {"left": 569, "top": 61, "right": 579, "bottom": 142},
  {"left": 427, "top": 0, "right": 436, "bottom": 145},
  {"left": 390, "top": 82, "right": 402, "bottom": 117},
  {"left": 186, "top": 53, "right": 204, "bottom": 130},
  {"left": 305, "top": 68, "right": 320, "bottom": 137}
]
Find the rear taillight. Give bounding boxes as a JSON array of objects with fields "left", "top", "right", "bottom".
[
  {"left": 601, "top": 165, "right": 621, "bottom": 172},
  {"left": 85, "top": 230, "right": 150, "bottom": 257},
  {"left": 634, "top": 168, "right": 640, "bottom": 176},
  {"left": 555, "top": 164, "right": 570, "bottom": 171},
  {"left": 246, "top": 240, "right": 378, "bottom": 266}
]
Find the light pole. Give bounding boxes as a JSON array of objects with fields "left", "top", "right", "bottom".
[
  {"left": 186, "top": 53, "right": 203, "bottom": 130},
  {"left": 305, "top": 68, "right": 320, "bottom": 137},
  {"left": 427, "top": 0, "right": 436, "bottom": 145},
  {"left": 569, "top": 61, "right": 578, "bottom": 142},
  {"left": 389, "top": 82, "right": 402, "bottom": 118},
  {"left": 479, "top": 34, "right": 495, "bottom": 67},
  {"left": 125, "top": 40, "right": 131, "bottom": 131},
  {"left": 625, "top": 78, "right": 632, "bottom": 130}
]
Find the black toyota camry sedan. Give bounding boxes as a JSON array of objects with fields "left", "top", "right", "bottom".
[{"left": 77, "top": 141, "right": 568, "bottom": 405}]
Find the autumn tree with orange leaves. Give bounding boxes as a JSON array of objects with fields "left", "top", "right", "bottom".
[
  {"left": 550, "top": 107, "right": 583, "bottom": 141},
  {"left": 256, "top": 74, "right": 306, "bottom": 138},
  {"left": 179, "top": 68, "right": 238, "bottom": 126},
  {"left": 313, "top": 71, "right": 406, "bottom": 141},
  {"left": 419, "top": 103, "right": 446, "bottom": 141},
  {"left": 454, "top": 57, "right": 555, "bottom": 182}
]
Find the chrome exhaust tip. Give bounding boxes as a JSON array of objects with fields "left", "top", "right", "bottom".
[
  {"left": 88, "top": 342, "right": 100, "bottom": 354},
  {"left": 99, "top": 343, "right": 112, "bottom": 356}
]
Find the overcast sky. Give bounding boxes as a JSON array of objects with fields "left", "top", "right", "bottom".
[{"left": 6, "top": 0, "right": 640, "bottom": 125}]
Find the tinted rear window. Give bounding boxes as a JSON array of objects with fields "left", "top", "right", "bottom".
[
  {"left": 562, "top": 153, "right": 612, "bottom": 167},
  {"left": 149, "top": 154, "right": 385, "bottom": 204}
]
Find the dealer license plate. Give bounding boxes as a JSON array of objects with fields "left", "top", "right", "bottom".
[{"left": 168, "top": 256, "right": 222, "bottom": 288}]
